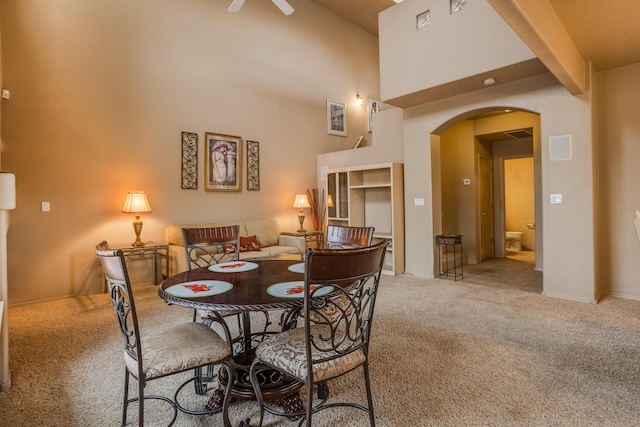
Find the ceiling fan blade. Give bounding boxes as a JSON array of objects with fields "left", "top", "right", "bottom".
[
  {"left": 271, "top": 0, "right": 294, "bottom": 15},
  {"left": 227, "top": 0, "right": 246, "bottom": 13}
]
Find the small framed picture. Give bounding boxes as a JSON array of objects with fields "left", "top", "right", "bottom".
[
  {"left": 368, "top": 97, "right": 382, "bottom": 132},
  {"left": 246, "top": 140, "right": 260, "bottom": 191},
  {"left": 204, "top": 132, "right": 242, "bottom": 192},
  {"left": 181, "top": 131, "right": 198, "bottom": 189},
  {"left": 326, "top": 99, "right": 347, "bottom": 137}
]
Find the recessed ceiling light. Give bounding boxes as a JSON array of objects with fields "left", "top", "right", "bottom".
[
  {"left": 393, "top": 0, "right": 404, "bottom": 3},
  {"left": 483, "top": 78, "right": 496, "bottom": 86}
]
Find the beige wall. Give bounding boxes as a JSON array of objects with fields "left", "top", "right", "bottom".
[
  {"left": 403, "top": 72, "right": 596, "bottom": 302},
  {"left": 440, "top": 121, "right": 476, "bottom": 261},
  {"left": 379, "top": 0, "right": 541, "bottom": 105},
  {"left": 0, "top": 0, "right": 380, "bottom": 305},
  {"left": 597, "top": 62, "right": 640, "bottom": 299}
]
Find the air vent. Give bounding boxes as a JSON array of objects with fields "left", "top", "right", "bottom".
[{"left": 503, "top": 129, "right": 533, "bottom": 139}]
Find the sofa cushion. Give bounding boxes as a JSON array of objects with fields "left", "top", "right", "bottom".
[
  {"left": 245, "top": 219, "right": 280, "bottom": 247},
  {"left": 239, "top": 246, "right": 300, "bottom": 260},
  {"left": 240, "top": 235, "right": 261, "bottom": 252}
]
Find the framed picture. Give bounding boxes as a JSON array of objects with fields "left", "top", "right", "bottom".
[
  {"left": 326, "top": 99, "right": 347, "bottom": 136},
  {"left": 181, "top": 131, "right": 198, "bottom": 189},
  {"left": 368, "top": 97, "right": 382, "bottom": 132},
  {"left": 246, "top": 140, "right": 260, "bottom": 191},
  {"left": 204, "top": 132, "right": 242, "bottom": 192}
]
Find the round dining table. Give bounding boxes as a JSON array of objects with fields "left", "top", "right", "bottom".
[{"left": 158, "top": 258, "right": 309, "bottom": 413}]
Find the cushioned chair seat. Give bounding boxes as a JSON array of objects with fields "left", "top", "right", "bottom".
[
  {"left": 124, "top": 322, "right": 231, "bottom": 380},
  {"left": 255, "top": 325, "right": 366, "bottom": 383}
]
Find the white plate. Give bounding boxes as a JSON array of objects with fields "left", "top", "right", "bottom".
[
  {"left": 208, "top": 261, "right": 259, "bottom": 273},
  {"left": 287, "top": 263, "right": 305, "bottom": 274},
  {"left": 165, "top": 280, "right": 233, "bottom": 298},
  {"left": 267, "top": 281, "right": 334, "bottom": 299}
]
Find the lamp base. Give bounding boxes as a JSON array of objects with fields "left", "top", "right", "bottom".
[
  {"left": 132, "top": 215, "right": 145, "bottom": 247},
  {"left": 132, "top": 239, "right": 145, "bottom": 247},
  {"left": 297, "top": 211, "right": 306, "bottom": 233}
]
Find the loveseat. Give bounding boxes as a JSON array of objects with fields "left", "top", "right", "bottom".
[{"left": 165, "top": 219, "right": 306, "bottom": 275}]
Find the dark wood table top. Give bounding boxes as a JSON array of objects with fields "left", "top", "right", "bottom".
[{"left": 158, "top": 259, "right": 306, "bottom": 312}]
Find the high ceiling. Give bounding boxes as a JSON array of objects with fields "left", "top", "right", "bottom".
[{"left": 311, "top": 0, "right": 640, "bottom": 71}]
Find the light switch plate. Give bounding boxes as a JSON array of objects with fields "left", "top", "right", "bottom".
[{"left": 550, "top": 194, "right": 562, "bottom": 204}]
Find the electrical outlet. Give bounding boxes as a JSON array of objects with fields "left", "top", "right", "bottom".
[{"left": 42, "top": 202, "right": 50, "bottom": 212}]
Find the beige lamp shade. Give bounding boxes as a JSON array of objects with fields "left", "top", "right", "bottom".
[
  {"left": 122, "top": 191, "right": 151, "bottom": 213},
  {"left": 292, "top": 193, "right": 310, "bottom": 232},
  {"left": 292, "top": 193, "right": 310, "bottom": 209},
  {"left": 327, "top": 194, "right": 335, "bottom": 208},
  {"left": 122, "top": 191, "right": 151, "bottom": 247}
]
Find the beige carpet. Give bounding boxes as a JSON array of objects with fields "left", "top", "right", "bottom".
[{"left": 1, "top": 275, "right": 640, "bottom": 426}]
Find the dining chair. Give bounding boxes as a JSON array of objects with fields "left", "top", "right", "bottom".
[
  {"left": 182, "top": 226, "right": 271, "bottom": 352},
  {"left": 326, "top": 225, "right": 375, "bottom": 249},
  {"left": 248, "top": 239, "right": 389, "bottom": 427},
  {"left": 314, "top": 224, "right": 376, "bottom": 326},
  {"left": 95, "top": 241, "right": 235, "bottom": 427}
]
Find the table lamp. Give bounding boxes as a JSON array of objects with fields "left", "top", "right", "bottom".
[
  {"left": 292, "top": 193, "right": 310, "bottom": 232},
  {"left": 122, "top": 191, "right": 151, "bottom": 247}
]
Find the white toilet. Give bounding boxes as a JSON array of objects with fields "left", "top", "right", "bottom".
[{"left": 505, "top": 231, "right": 523, "bottom": 252}]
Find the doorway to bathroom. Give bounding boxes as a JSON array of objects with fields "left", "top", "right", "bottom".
[
  {"left": 504, "top": 157, "right": 535, "bottom": 258},
  {"left": 436, "top": 108, "right": 542, "bottom": 292}
]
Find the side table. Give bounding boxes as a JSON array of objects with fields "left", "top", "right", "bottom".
[
  {"left": 112, "top": 242, "right": 169, "bottom": 286},
  {"left": 435, "top": 234, "right": 463, "bottom": 281},
  {"left": 280, "top": 230, "right": 325, "bottom": 249}
]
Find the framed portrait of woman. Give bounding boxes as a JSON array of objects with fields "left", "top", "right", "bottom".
[{"left": 204, "top": 132, "right": 242, "bottom": 192}]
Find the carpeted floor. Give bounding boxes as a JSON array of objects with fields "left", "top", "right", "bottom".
[{"left": 1, "top": 274, "right": 640, "bottom": 426}]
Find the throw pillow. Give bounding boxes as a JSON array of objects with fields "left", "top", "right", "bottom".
[{"left": 240, "top": 235, "right": 261, "bottom": 252}]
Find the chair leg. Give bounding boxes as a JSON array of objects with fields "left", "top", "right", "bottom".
[
  {"left": 248, "top": 359, "right": 265, "bottom": 427},
  {"left": 305, "top": 380, "right": 313, "bottom": 427},
  {"left": 363, "top": 361, "right": 376, "bottom": 427},
  {"left": 221, "top": 359, "right": 236, "bottom": 427},
  {"left": 122, "top": 369, "right": 130, "bottom": 427},
  {"left": 138, "top": 376, "right": 145, "bottom": 426}
]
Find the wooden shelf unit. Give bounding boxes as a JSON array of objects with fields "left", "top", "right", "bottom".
[{"left": 326, "top": 163, "right": 404, "bottom": 275}]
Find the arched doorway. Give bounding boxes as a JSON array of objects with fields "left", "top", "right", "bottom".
[{"left": 432, "top": 108, "right": 543, "bottom": 291}]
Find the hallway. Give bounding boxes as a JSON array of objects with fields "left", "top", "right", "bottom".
[{"left": 461, "top": 250, "right": 542, "bottom": 293}]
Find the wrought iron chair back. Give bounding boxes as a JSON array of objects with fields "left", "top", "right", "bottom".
[
  {"left": 95, "top": 240, "right": 234, "bottom": 427},
  {"left": 182, "top": 225, "right": 240, "bottom": 269},
  {"left": 96, "top": 242, "right": 142, "bottom": 373},
  {"left": 249, "top": 239, "right": 389, "bottom": 427},
  {"left": 304, "top": 239, "right": 387, "bottom": 362},
  {"left": 326, "top": 225, "right": 375, "bottom": 249}
]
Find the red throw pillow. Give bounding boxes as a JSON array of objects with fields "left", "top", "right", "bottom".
[{"left": 240, "top": 235, "right": 261, "bottom": 252}]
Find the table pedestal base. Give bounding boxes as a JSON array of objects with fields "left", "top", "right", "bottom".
[{"left": 205, "top": 353, "right": 304, "bottom": 418}]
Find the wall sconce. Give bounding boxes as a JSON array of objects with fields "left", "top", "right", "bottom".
[
  {"left": 292, "top": 193, "right": 311, "bottom": 232},
  {"left": 122, "top": 191, "right": 152, "bottom": 247},
  {"left": 356, "top": 94, "right": 363, "bottom": 105}
]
